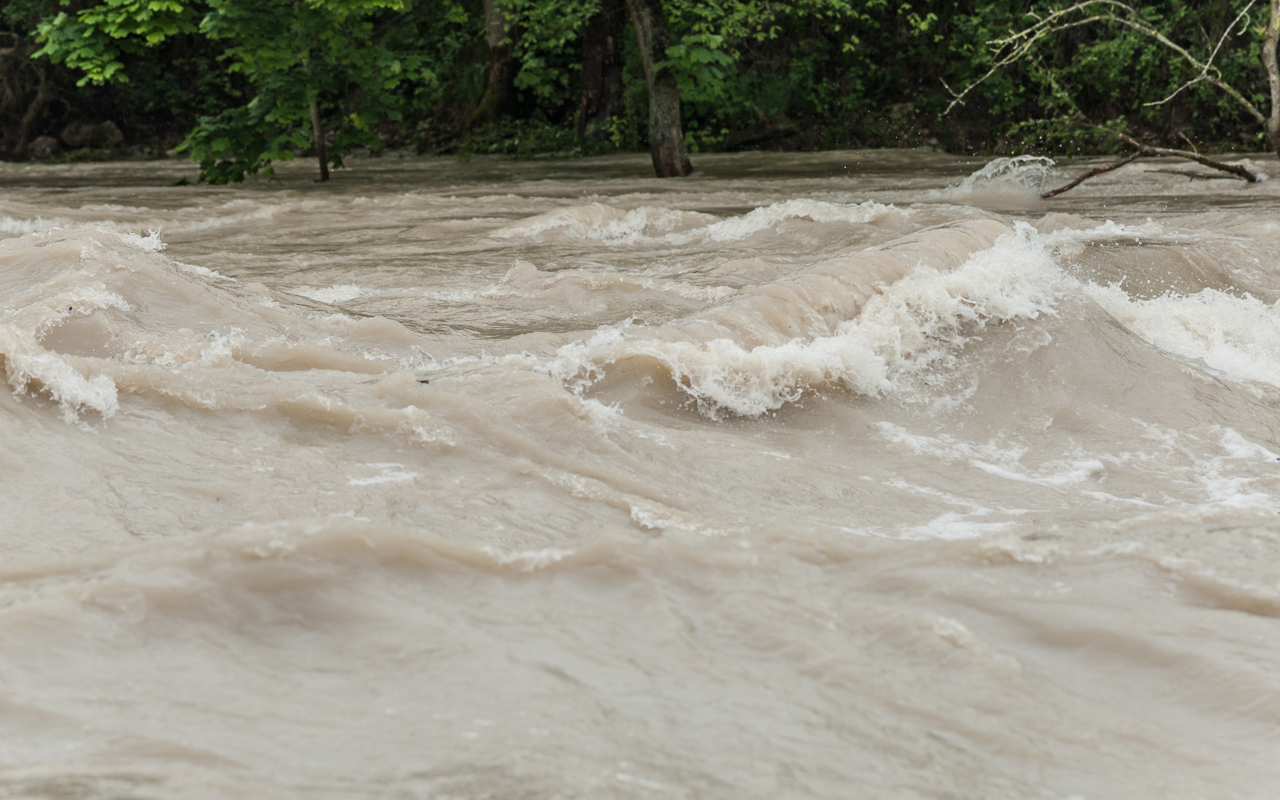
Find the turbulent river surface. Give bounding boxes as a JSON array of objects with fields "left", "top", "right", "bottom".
[{"left": 1, "top": 149, "right": 1279, "bottom": 799}]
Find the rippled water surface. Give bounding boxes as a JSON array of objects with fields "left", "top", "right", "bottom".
[{"left": 2, "top": 149, "right": 1279, "bottom": 799}]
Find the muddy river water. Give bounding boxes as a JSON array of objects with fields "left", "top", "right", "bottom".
[{"left": 1, "top": 149, "right": 1279, "bottom": 798}]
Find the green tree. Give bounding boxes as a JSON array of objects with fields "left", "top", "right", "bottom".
[
  {"left": 945, "top": 0, "right": 1280, "bottom": 158},
  {"left": 37, "top": 0, "right": 428, "bottom": 181}
]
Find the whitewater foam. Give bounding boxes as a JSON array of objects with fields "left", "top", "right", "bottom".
[
  {"left": 6, "top": 153, "right": 1280, "bottom": 800},
  {"left": 1086, "top": 283, "right": 1280, "bottom": 389},
  {"left": 487, "top": 260, "right": 737, "bottom": 304},
  {"left": 491, "top": 203, "right": 714, "bottom": 242},
  {"left": 0, "top": 281, "right": 132, "bottom": 421},
  {"left": 0, "top": 215, "right": 64, "bottom": 237},
  {"left": 549, "top": 221, "right": 1062, "bottom": 417},
  {"left": 935, "top": 155, "right": 1056, "bottom": 198},
  {"left": 491, "top": 198, "right": 901, "bottom": 245},
  {"left": 294, "top": 284, "right": 374, "bottom": 304},
  {"left": 671, "top": 199, "right": 902, "bottom": 243}
]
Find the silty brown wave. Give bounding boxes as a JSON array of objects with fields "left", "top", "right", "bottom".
[{"left": 1, "top": 149, "right": 1279, "bottom": 799}]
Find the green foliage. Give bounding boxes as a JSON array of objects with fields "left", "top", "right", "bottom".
[
  {"left": 14, "top": 0, "right": 1280, "bottom": 168},
  {"left": 107, "top": 37, "right": 247, "bottom": 143},
  {"left": 507, "top": 0, "right": 596, "bottom": 109},
  {"left": 35, "top": 0, "right": 196, "bottom": 83},
  {"left": 455, "top": 114, "right": 607, "bottom": 159},
  {"left": 178, "top": 103, "right": 290, "bottom": 182},
  {"left": 394, "top": 0, "right": 477, "bottom": 119},
  {"left": 189, "top": 0, "right": 426, "bottom": 179},
  {"left": 947, "top": 0, "right": 1273, "bottom": 152},
  {"left": 37, "top": 0, "right": 428, "bottom": 179}
]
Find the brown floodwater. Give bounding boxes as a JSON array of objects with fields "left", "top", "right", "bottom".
[{"left": 1, "top": 149, "right": 1279, "bottom": 799}]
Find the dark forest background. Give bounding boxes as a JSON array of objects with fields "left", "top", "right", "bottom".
[{"left": 2, "top": 0, "right": 1274, "bottom": 174}]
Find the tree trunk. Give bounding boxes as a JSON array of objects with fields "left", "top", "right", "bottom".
[
  {"left": 310, "top": 99, "right": 329, "bottom": 182},
  {"left": 1, "top": 44, "right": 47, "bottom": 158},
  {"left": 577, "top": 0, "right": 624, "bottom": 137},
  {"left": 14, "top": 66, "right": 50, "bottom": 158},
  {"left": 470, "top": 0, "right": 519, "bottom": 128},
  {"left": 625, "top": 0, "right": 691, "bottom": 177},
  {"left": 1265, "top": 0, "right": 1280, "bottom": 157}
]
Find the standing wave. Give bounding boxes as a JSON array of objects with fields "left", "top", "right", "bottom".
[{"left": 548, "top": 219, "right": 1065, "bottom": 416}]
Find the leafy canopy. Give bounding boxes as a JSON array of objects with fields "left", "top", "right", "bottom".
[{"left": 37, "top": 0, "right": 426, "bottom": 181}]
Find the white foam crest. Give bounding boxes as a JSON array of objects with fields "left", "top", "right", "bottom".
[
  {"left": 118, "top": 326, "right": 251, "bottom": 370},
  {"left": 885, "top": 478, "right": 1028, "bottom": 539},
  {"left": 1043, "top": 218, "right": 1171, "bottom": 244},
  {"left": 910, "top": 513, "right": 1016, "bottom": 540},
  {"left": 671, "top": 199, "right": 899, "bottom": 243},
  {"left": 612, "top": 332, "right": 890, "bottom": 417},
  {"left": 628, "top": 502, "right": 712, "bottom": 533},
  {"left": 0, "top": 285, "right": 131, "bottom": 421},
  {"left": 348, "top": 463, "right": 420, "bottom": 486},
  {"left": 0, "top": 215, "right": 64, "bottom": 237},
  {"left": 1218, "top": 428, "right": 1279, "bottom": 461},
  {"left": 0, "top": 320, "right": 121, "bottom": 422},
  {"left": 1085, "top": 283, "right": 1280, "bottom": 389},
  {"left": 194, "top": 331, "right": 239, "bottom": 368},
  {"left": 846, "top": 222, "right": 1062, "bottom": 371},
  {"left": 173, "top": 261, "right": 232, "bottom": 280},
  {"left": 19, "top": 285, "right": 133, "bottom": 337},
  {"left": 578, "top": 397, "right": 624, "bottom": 431},
  {"left": 492, "top": 199, "right": 897, "bottom": 245},
  {"left": 293, "top": 284, "right": 374, "bottom": 304},
  {"left": 1184, "top": 428, "right": 1280, "bottom": 509},
  {"left": 487, "top": 260, "right": 735, "bottom": 304},
  {"left": 164, "top": 201, "right": 296, "bottom": 234},
  {"left": 479, "top": 545, "right": 575, "bottom": 572},
  {"left": 879, "top": 423, "right": 1106, "bottom": 487},
  {"left": 595, "top": 207, "right": 712, "bottom": 241},
  {"left": 936, "top": 155, "right": 1055, "bottom": 198},
  {"left": 420, "top": 288, "right": 482, "bottom": 303},
  {"left": 879, "top": 423, "right": 1027, "bottom": 464},
  {"left": 2, "top": 221, "right": 175, "bottom": 254},
  {"left": 78, "top": 203, "right": 152, "bottom": 213},
  {"left": 120, "top": 230, "right": 166, "bottom": 252},
  {"left": 491, "top": 203, "right": 710, "bottom": 242},
  {"left": 550, "top": 223, "right": 1062, "bottom": 417}
]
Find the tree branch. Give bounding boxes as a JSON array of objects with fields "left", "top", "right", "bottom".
[
  {"left": 1040, "top": 151, "right": 1145, "bottom": 198},
  {"left": 945, "top": 11, "right": 1109, "bottom": 113},
  {"left": 944, "top": 0, "right": 1268, "bottom": 127},
  {"left": 1114, "top": 131, "right": 1259, "bottom": 182}
]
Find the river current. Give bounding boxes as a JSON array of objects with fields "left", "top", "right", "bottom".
[{"left": 1, "top": 149, "right": 1278, "bottom": 799}]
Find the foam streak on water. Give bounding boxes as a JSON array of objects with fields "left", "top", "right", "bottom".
[{"left": 1, "top": 150, "right": 1280, "bottom": 799}]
